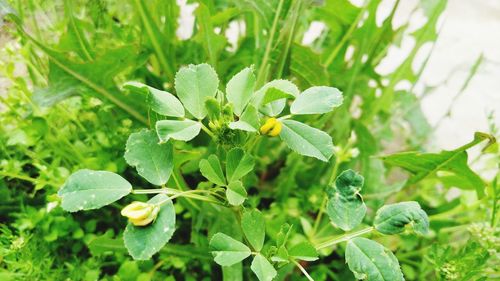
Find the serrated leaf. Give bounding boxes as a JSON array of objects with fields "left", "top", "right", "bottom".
[
  {"left": 229, "top": 105, "right": 260, "bottom": 132},
  {"left": 226, "top": 67, "right": 256, "bottom": 116},
  {"left": 374, "top": 201, "right": 429, "bottom": 235},
  {"left": 381, "top": 132, "right": 492, "bottom": 197},
  {"left": 252, "top": 80, "right": 300, "bottom": 116},
  {"left": 241, "top": 209, "right": 265, "bottom": 251},
  {"left": 326, "top": 170, "right": 366, "bottom": 231},
  {"left": 156, "top": 119, "right": 201, "bottom": 142},
  {"left": 199, "top": 155, "right": 226, "bottom": 186},
  {"left": 250, "top": 254, "right": 277, "bottom": 281},
  {"left": 58, "top": 170, "right": 132, "bottom": 212},
  {"left": 210, "top": 233, "right": 251, "bottom": 266},
  {"left": 261, "top": 87, "right": 295, "bottom": 105},
  {"left": 290, "top": 86, "right": 343, "bottom": 115},
  {"left": 123, "top": 81, "right": 184, "bottom": 117},
  {"left": 174, "top": 63, "right": 219, "bottom": 119},
  {"left": 123, "top": 194, "right": 175, "bottom": 260},
  {"left": 279, "top": 120, "right": 334, "bottom": 162},
  {"left": 226, "top": 181, "right": 247, "bottom": 206},
  {"left": 288, "top": 241, "right": 318, "bottom": 261},
  {"left": 124, "top": 129, "right": 173, "bottom": 186},
  {"left": 346, "top": 237, "right": 404, "bottom": 281},
  {"left": 226, "top": 148, "right": 255, "bottom": 182}
]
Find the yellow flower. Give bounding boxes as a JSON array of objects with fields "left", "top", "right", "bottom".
[
  {"left": 260, "top": 118, "right": 282, "bottom": 136},
  {"left": 121, "top": 201, "right": 160, "bottom": 226}
]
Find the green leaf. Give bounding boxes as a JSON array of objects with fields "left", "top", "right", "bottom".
[
  {"left": 250, "top": 254, "right": 277, "bottom": 281},
  {"left": 261, "top": 87, "right": 295, "bottom": 105},
  {"left": 58, "top": 169, "right": 132, "bottom": 212},
  {"left": 381, "top": 132, "right": 492, "bottom": 197},
  {"left": 326, "top": 170, "right": 366, "bottom": 231},
  {"left": 229, "top": 105, "right": 260, "bottom": 132},
  {"left": 345, "top": 237, "right": 404, "bottom": 281},
  {"left": 124, "top": 130, "right": 173, "bottom": 186},
  {"left": 123, "top": 81, "right": 184, "bottom": 117},
  {"left": 87, "top": 236, "right": 126, "bottom": 256},
  {"left": 123, "top": 194, "right": 176, "bottom": 260},
  {"left": 279, "top": 120, "right": 334, "bottom": 162},
  {"left": 199, "top": 155, "right": 226, "bottom": 186},
  {"left": 226, "top": 148, "right": 255, "bottom": 182},
  {"left": 252, "top": 80, "right": 300, "bottom": 117},
  {"left": 174, "top": 63, "right": 219, "bottom": 119},
  {"left": 374, "top": 201, "right": 429, "bottom": 235},
  {"left": 241, "top": 209, "right": 265, "bottom": 251},
  {"left": 226, "top": 67, "right": 256, "bottom": 116},
  {"left": 226, "top": 181, "right": 247, "bottom": 206},
  {"left": 288, "top": 241, "right": 318, "bottom": 261},
  {"left": 210, "top": 233, "right": 251, "bottom": 266},
  {"left": 290, "top": 86, "right": 343, "bottom": 115},
  {"left": 156, "top": 119, "right": 201, "bottom": 142},
  {"left": 194, "top": 3, "right": 227, "bottom": 67}
]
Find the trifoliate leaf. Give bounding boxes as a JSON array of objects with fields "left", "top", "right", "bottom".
[
  {"left": 226, "top": 148, "right": 255, "bottom": 182},
  {"left": 210, "top": 233, "right": 251, "bottom": 266},
  {"left": 156, "top": 119, "right": 201, "bottom": 142},
  {"left": 199, "top": 154, "right": 226, "bottom": 186},
  {"left": 226, "top": 181, "right": 247, "bottom": 206}
]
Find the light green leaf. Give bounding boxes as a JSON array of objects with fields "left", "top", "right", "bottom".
[
  {"left": 124, "top": 130, "right": 173, "bottom": 186},
  {"left": 250, "top": 254, "right": 277, "bottom": 281},
  {"left": 241, "top": 209, "right": 265, "bottom": 251},
  {"left": 229, "top": 105, "right": 260, "bottom": 132},
  {"left": 346, "top": 237, "right": 404, "bottom": 281},
  {"left": 261, "top": 87, "right": 295, "bottom": 105},
  {"left": 123, "top": 81, "right": 184, "bottom": 117},
  {"left": 326, "top": 170, "right": 366, "bottom": 231},
  {"left": 374, "top": 201, "right": 429, "bottom": 235},
  {"left": 174, "top": 63, "right": 219, "bottom": 119},
  {"left": 58, "top": 169, "right": 132, "bottom": 212},
  {"left": 279, "top": 120, "right": 334, "bottom": 162},
  {"left": 226, "top": 181, "right": 247, "bottom": 206},
  {"left": 288, "top": 241, "right": 318, "bottom": 261},
  {"left": 210, "top": 233, "right": 251, "bottom": 266},
  {"left": 226, "top": 148, "right": 255, "bottom": 182},
  {"left": 290, "top": 86, "right": 343, "bottom": 115},
  {"left": 381, "top": 132, "right": 493, "bottom": 197},
  {"left": 156, "top": 119, "right": 201, "bottom": 142},
  {"left": 226, "top": 67, "right": 256, "bottom": 116},
  {"left": 252, "top": 80, "right": 300, "bottom": 116},
  {"left": 123, "top": 194, "right": 175, "bottom": 260},
  {"left": 199, "top": 155, "right": 226, "bottom": 186}
]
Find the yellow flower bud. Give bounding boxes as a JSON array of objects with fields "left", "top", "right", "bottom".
[
  {"left": 268, "top": 120, "right": 282, "bottom": 137},
  {"left": 121, "top": 201, "right": 159, "bottom": 226}
]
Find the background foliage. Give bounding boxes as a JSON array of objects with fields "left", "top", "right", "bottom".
[{"left": 0, "top": 0, "right": 498, "bottom": 280}]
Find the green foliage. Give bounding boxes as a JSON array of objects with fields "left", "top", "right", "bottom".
[{"left": 2, "top": 0, "right": 498, "bottom": 279}]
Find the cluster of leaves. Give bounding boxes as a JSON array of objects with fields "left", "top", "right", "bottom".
[{"left": 1, "top": 0, "right": 499, "bottom": 280}]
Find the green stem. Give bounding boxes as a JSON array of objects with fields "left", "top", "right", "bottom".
[
  {"left": 199, "top": 122, "right": 216, "bottom": 140},
  {"left": 315, "top": 227, "right": 373, "bottom": 250},
  {"left": 256, "top": 0, "right": 285, "bottom": 87},
  {"left": 291, "top": 260, "right": 314, "bottom": 281},
  {"left": 312, "top": 157, "right": 341, "bottom": 235}
]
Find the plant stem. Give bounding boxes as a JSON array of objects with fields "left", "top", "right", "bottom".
[
  {"left": 312, "top": 157, "right": 340, "bottom": 235},
  {"left": 199, "top": 122, "right": 216, "bottom": 139},
  {"left": 256, "top": 0, "right": 285, "bottom": 87},
  {"left": 315, "top": 227, "right": 373, "bottom": 250},
  {"left": 291, "top": 260, "right": 314, "bottom": 281}
]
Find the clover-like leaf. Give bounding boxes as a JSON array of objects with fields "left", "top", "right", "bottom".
[
  {"left": 123, "top": 194, "right": 175, "bottom": 260},
  {"left": 226, "top": 67, "right": 256, "bottom": 116},
  {"left": 252, "top": 79, "right": 300, "bottom": 116},
  {"left": 199, "top": 154, "right": 226, "bottom": 186},
  {"left": 175, "top": 63, "right": 219, "bottom": 119},
  {"left": 210, "top": 233, "right": 251, "bottom": 266},
  {"left": 346, "top": 237, "right": 404, "bottom": 281},
  {"left": 123, "top": 81, "right": 184, "bottom": 117},
  {"left": 326, "top": 170, "right": 366, "bottom": 231},
  {"left": 124, "top": 129, "right": 173, "bottom": 186},
  {"left": 226, "top": 181, "right": 247, "bottom": 206},
  {"left": 156, "top": 119, "right": 201, "bottom": 142},
  {"left": 279, "top": 120, "right": 334, "bottom": 162},
  {"left": 241, "top": 209, "right": 265, "bottom": 251},
  {"left": 226, "top": 147, "right": 255, "bottom": 182},
  {"left": 251, "top": 254, "right": 277, "bottom": 281},
  {"left": 288, "top": 241, "right": 318, "bottom": 261},
  {"left": 229, "top": 104, "right": 260, "bottom": 132},
  {"left": 58, "top": 169, "right": 132, "bottom": 212},
  {"left": 374, "top": 201, "right": 429, "bottom": 235},
  {"left": 290, "top": 86, "right": 343, "bottom": 115}
]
